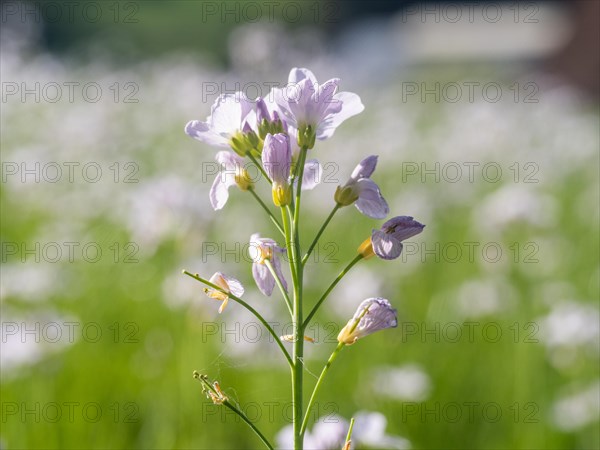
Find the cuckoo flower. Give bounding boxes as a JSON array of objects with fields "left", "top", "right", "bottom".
[
  {"left": 274, "top": 67, "right": 364, "bottom": 148},
  {"left": 256, "top": 97, "right": 287, "bottom": 139},
  {"left": 359, "top": 216, "right": 425, "bottom": 260},
  {"left": 249, "top": 233, "right": 287, "bottom": 296},
  {"left": 203, "top": 272, "right": 245, "bottom": 314},
  {"left": 262, "top": 133, "right": 292, "bottom": 206},
  {"left": 209, "top": 151, "right": 253, "bottom": 210},
  {"left": 335, "top": 155, "right": 389, "bottom": 219},
  {"left": 337, "top": 298, "right": 398, "bottom": 345},
  {"left": 185, "top": 92, "right": 259, "bottom": 156}
]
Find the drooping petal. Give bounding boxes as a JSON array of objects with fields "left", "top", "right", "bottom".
[
  {"left": 262, "top": 133, "right": 291, "bottom": 185},
  {"left": 317, "top": 91, "right": 365, "bottom": 140},
  {"left": 302, "top": 159, "right": 322, "bottom": 191},
  {"left": 209, "top": 174, "right": 232, "bottom": 210},
  {"left": 185, "top": 120, "right": 229, "bottom": 147},
  {"left": 221, "top": 273, "right": 244, "bottom": 298},
  {"left": 355, "top": 178, "right": 389, "bottom": 219},
  {"left": 270, "top": 253, "right": 288, "bottom": 292},
  {"left": 252, "top": 262, "right": 275, "bottom": 296},
  {"left": 371, "top": 228, "right": 403, "bottom": 260},
  {"left": 350, "top": 155, "right": 378, "bottom": 181},
  {"left": 382, "top": 216, "right": 426, "bottom": 242}
]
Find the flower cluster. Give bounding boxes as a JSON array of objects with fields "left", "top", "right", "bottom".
[{"left": 183, "top": 68, "right": 425, "bottom": 450}]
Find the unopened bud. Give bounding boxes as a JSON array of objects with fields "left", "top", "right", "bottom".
[{"left": 334, "top": 185, "right": 359, "bottom": 206}]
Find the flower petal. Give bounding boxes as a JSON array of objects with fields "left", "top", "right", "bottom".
[
  {"left": 317, "top": 91, "right": 365, "bottom": 140},
  {"left": 371, "top": 228, "right": 403, "bottom": 260},
  {"left": 355, "top": 178, "right": 389, "bottom": 219},
  {"left": 262, "top": 133, "right": 291, "bottom": 185},
  {"left": 221, "top": 274, "right": 245, "bottom": 298},
  {"left": 382, "top": 216, "right": 426, "bottom": 241},
  {"left": 209, "top": 93, "right": 253, "bottom": 135},
  {"left": 302, "top": 159, "right": 322, "bottom": 191},
  {"left": 288, "top": 67, "right": 317, "bottom": 85},
  {"left": 252, "top": 262, "right": 275, "bottom": 296},
  {"left": 351, "top": 155, "right": 378, "bottom": 180},
  {"left": 270, "top": 253, "right": 288, "bottom": 292},
  {"left": 209, "top": 173, "right": 233, "bottom": 211},
  {"left": 185, "top": 120, "right": 229, "bottom": 147}
]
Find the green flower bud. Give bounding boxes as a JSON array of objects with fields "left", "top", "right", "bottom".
[{"left": 334, "top": 185, "right": 359, "bottom": 206}]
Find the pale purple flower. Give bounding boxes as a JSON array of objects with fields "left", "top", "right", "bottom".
[
  {"left": 203, "top": 272, "right": 245, "bottom": 314},
  {"left": 301, "top": 158, "right": 322, "bottom": 190},
  {"left": 248, "top": 233, "right": 287, "bottom": 296},
  {"left": 273, "top": 68, "right": 364, "bottom": 145},
  {"left": 336, "top": 155, "right": 389, "bottom": 219},
  {"left": 209, "top": 151, "right": 253, "bottom": 210},
  {"left": 371, "top": 216, "right": 425, "bottom": 260},
  {"left": 185, "top": 92, "right": 257, "bottom": 151},
  {"left": 262, "top": 133, "right": 293, "bottom": 206},
  {"left": 337, "top": 298, "right": 397, "bottom": 345},
  {"left": 262, "top": 133, "right": 292, "bottom": 185}
]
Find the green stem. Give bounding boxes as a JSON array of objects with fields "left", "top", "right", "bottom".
[
  {"left": 302, "top": 254, "right": 363, "bottom": 329},
  {"left": 247, "top": 152, "right": 272, "bottom": 185},
  {"left": 300, "top": 342, "right": 345, "bottom": 435},
  {"left": 264, "top": 259, "right": 293, "bottom": 318},
  {"left": 248, "top": 188, "right": 284, "bottom": 236},
  {"left": 182, "top": 270, "right": 293, "bottom": 368},
  {"left": 291, "top": 146, "right": 308, "bottom": 449},
  {"left": 223, "top": 400, "right": 274, "bottom": 450},
  {"left": 302, "top": 204, "right": 340, "bottom": 266},
  {"left": 345, "top": 417, "right": 355, "bottom": 445},
  {"left": 194, "top": 373, "right": 274, "bottom": 450}
]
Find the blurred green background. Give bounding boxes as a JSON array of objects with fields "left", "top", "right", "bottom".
[{"left": 1, "top": 1, "right": 599, "bottom": 449}]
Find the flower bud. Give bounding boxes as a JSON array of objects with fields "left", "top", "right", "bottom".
[
  {"left": 334, "top": 185, "right": 359, "bottom": 206},
  {"left": 234, "top": 167, "right": 253, "bottom": 191},
  {"left": 272, "top": 182, "right": 292, "bottom": 207},
  {"left": 297, "top": 124, "right": 316, "bottom": 149}
]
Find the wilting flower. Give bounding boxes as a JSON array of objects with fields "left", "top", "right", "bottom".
[
  {"left": 262, "top": 133, "right": 292, "bottom": 206},
  {"left": 274, "top": 67, "right": 364, "bottom": 148},
  {"left": 209, "top": 151, "right": 254, "bottom": 210},
  {"left": 335, "top": 155, "right": 389, "bottom": 219},
  {"left": 359, "top": 216, "right": 425, "bottom": 260},
  {"left": 249, "top": 233, "right": 287, "bottom": 296},
  {"left": 185, "top": 92, "right": 259, "bottom": 155},
  {"left": 337, "top": 298, "right": 398, "bottom": 345},
  {"left": 203, "top": 272, "right": 245, "bottom": 314}
]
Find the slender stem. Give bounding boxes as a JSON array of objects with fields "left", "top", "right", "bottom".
[
  {"left": 265, "top": 259, "right": 293, "bottom": 317},
  {"left": 302, "top": 204, "right": 340, "bottom": 266},
  {"left": 291, "top": 146, "right": 308, "bottom": 449},
  {"left": 302, "top": 254, "right": 363, "bottom": 329},
  {"left": 281, "top": 209, "right": 299, "bottom": 296},
  {"left": 182, "top": 270, "right": 293, "bottom": 368},
  {"left": 345, "top": 417, "right": 355, "bottom": 444},
  {"left": 223, "top": 400, "right": 274, "bottom": 450},
  {"left": 248, "top": 188, "right": 284, "bottom": 236},
  {"left": 194, "top": 373, "right": 274, "bottom": 450},
  {"left": 247, "top": 152, "right": 272, "bottom": 185},
  {"left": 300, "top": 342, "right": 345, "bottom": 435}
]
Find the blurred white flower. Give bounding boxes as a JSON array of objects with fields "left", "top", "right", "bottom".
[
  {"left": 276, "top": 411, "right": 410, "bottom": 449},
  {"left": 552, "top": 381, "right": 600, "bottom": 431},
  {"left": 371, "top": 364, "right": 431, "bottom": 402}
]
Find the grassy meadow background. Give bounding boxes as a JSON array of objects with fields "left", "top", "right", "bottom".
[{"left": 1, "top": 1, "right": 599, "bottom": 449}]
